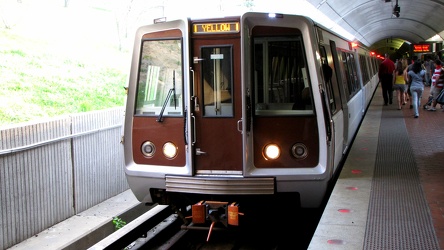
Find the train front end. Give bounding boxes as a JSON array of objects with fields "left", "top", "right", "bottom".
[{"left": 123, "top": 12, "right": 332, "bottom": 216}]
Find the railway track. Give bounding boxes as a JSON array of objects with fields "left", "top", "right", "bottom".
[
  {"left": 87, "top": 203, "right": 322, "bottom": 250},
  {"left": 87, "top": 205, "right": 182, "bottom": 249}
]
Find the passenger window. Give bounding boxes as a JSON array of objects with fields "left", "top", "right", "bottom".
[
  {"left": 343, "top": 52, "right": 359, "bottom": 98},
  {"left": 319, "top": 46, "right": 337, "bottom": 113}
]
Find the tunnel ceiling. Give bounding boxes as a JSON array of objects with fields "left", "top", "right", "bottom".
[{"left": 305, "top": 0, "right": 444, "bottom": 55}]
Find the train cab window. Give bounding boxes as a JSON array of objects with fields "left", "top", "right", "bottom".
[
  {"left": 201, "top": 46, "right": 233, "bottom": 117},
  {"left": 253, "top": 36, "right": 313, "bottom": 116},
  {"left": 134, "top": 39, "right": 183, "bottom": 117}
]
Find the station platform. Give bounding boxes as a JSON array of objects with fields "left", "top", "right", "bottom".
[{"left": 309, "top": 85, "right": 444, "bottom": 249}]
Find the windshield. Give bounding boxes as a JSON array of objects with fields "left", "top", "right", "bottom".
[
  {"left": 135, "top": 39, "right": 183, "bottom": 117},
  {"left": 253, "top": 36, "right": 313, "bottom": 116}
]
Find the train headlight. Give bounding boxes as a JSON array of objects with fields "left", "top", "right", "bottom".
[
  {"left": 163, "top": 142, "right": 178, "bottom": 159},
  {"left": 141, "top": 141, "right": 155, "bottom": 158},
  {"left": 263, "top": 144, "right": 280, "bottom": 160},
  {"left": 291, "top": 143, "right": 308, "bottom": 159}
]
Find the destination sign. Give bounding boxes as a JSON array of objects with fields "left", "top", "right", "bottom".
[
  {"left": 413, "top": 44, "right": 431, "bottom": 53},
  {"left": 193, "top": 22, "right": 240, "bottom": 34}
]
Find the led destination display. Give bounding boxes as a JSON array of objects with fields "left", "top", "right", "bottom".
[{"left": 193, "top": 22, "right": 240, "bottom": 34}]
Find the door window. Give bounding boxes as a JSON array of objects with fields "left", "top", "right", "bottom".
[{"left": 201, "top": 46, "right": 233, "bottom": 117}]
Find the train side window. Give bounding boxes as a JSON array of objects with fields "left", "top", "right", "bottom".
[
  {"left": 134, "top": 39, "right": 183, "bottom": 117},
  {"left": 359, "top": 55, "right": 370, "bottom": 85},
  {"left": 253, "top": 36, "right": 313, "bottom": 116},
  {"left": 319, "top": 46, "right": 337, "bottom": 114},
  {"left": 342, "top": 52, "right": 359, "bottom": 98}
]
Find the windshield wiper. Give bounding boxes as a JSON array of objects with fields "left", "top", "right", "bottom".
[{"left": 157, "top": 71, "right": 177, "bottom": 122}]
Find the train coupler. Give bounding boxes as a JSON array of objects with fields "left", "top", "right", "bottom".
[{"left": 185, "top": 201, "right": 243, "bottom": 241}]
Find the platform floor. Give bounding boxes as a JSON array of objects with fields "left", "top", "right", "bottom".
[{"left": 310, "top": 85, "right": 444, "bottom": 249}]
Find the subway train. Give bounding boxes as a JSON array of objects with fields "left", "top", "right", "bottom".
[{"left": 122, "top": 12, "right": 380, "bottom": 226}]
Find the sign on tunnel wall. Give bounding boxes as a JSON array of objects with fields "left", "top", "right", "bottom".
[{"left": 413, "top": 44, "right": 431, "bottom": 53}]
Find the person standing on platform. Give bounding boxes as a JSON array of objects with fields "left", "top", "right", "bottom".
[
  {"left": 424, "top": 56, "right": 432, "bottom": 86},
  {"left": 401, "top": 58, "right": 410, "bottom": 104},
  {"left": 429, "top": 58, "right": 436, "bottom": 82},
  {"left": 404, "top": 56, "right": 418, "bottom": 109},
  {"left": 427, "top": 59, "right": 444, "bottom": 111},
  {"left": 407, "top": 60, "right": 426, "bottom": 118},
  {"left": 393, "top": 60, "right": 408, "bottom": 110},
  {"left": 378, "top": 53, "right": 396, "bottom": 106}
]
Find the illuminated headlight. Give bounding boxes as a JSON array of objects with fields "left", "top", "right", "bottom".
[
  {"left": 263, "top": 144, "right": 280, "bottom": 160},
  {"left": 141, "top": 141, "right": 155, "bottom": 158},
  {"left": 291, "top": 143, "right": 308, "bottom": 159},
  {"left": 268, "top": 13, "right": 283, "bottom": 18},
  {"left": 163, "top": 142, "right": 178, "bottom": 159}
]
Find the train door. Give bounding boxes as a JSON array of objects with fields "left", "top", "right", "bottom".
[
  {"left": 319, "top": 43, "right": 345, "bottom": 171},
  {"left": 190, "top": 23, "right": 243, "bottom": 174}
]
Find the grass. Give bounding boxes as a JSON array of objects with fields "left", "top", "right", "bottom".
[{"left": 0, "top": 2, "right": 130, "bottom": 127}]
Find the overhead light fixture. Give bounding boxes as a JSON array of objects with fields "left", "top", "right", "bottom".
[{"left": 393, "top": 0, "right": 400, "bottom": 18}]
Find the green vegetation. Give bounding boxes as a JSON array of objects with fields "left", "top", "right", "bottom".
[
  {"left": 112, "top": 216, "right": 127, "bottom": 230},
  {"left": 0, "top": 28, "right": 129, "bottom": 127}
]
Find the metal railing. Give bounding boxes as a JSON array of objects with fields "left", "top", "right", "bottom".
[{"left": 0, "top": 107, "right": 129, "bottom": 249}]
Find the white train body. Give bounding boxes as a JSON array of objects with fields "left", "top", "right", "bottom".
[{"left": 123, "top": 12, "right": 379, "bottom": 210}]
